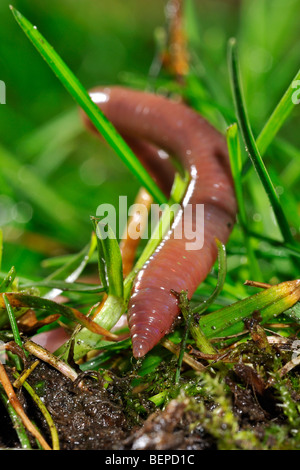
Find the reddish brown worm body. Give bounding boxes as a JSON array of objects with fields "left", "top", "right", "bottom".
[{"left": 84, "top": 86, "right": 237, "bottom": 358}]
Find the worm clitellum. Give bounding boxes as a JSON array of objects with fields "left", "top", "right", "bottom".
[{"left": 84, "top": 86, "right": 237, "bottom": 358}]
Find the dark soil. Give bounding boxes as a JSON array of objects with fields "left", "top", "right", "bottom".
[{"left": 0, "top": 350, "right": 295, "bottom": 450}]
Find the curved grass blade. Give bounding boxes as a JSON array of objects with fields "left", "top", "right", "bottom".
[
  {"left": 256, "top": 67, "right": 300, "bottom": 158},
  {"left": 0, "top": 266, "right": 17, "bottom": 293},
  {"left": 228, "top": 38, "right": 296, "bottom": 247},
  {"left": 42, "top": 231, "right": 97, "bottom": 300},
  {"left": 0, "top": 230, "right": 2, "bottom": 272},
  {"left": 13, "top": 371, "right": 60, "bottom": 450},
  {"left": 242, "top": 67, "right": 300, "bottom": 178},
  {"left": 10, "top": 6, "right": 167, "bottom": 205},
  {"left": 21, "top": 279, "right": 105, "bottom": 294}
]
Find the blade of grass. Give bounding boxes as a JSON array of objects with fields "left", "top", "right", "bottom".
[
  {"left": 93, "top": 218, "right": 124, "bottom": 299},
  {"left": 10, "top": 6, "right": 167, "bottom": 205},
  {"left": 3, "top": 294, "right": 27, "bottom": 357},
  {"left": 0, "top": 230, "right": 2, "bottom": 272},
  {"left": 0, "top": 266, "right": 17, "bottom": 293},
  {"left": 226, "top": 124, "right": 262, "bottom": 281},
  {"left": 247, "top": 230, "right": 300, "bottom": 258},
  {"left": 21, "top": 279, "right": 105, "bottom": 294},
  {"left": 193, "top": 239, "right": 227, "bottom": 314},
  {"left": 24, "top": 340, "right": 78, "bottom": 382},
  {"left": 13, "top": 370, "right": 60, "bottom": 450},
  {"left": 0, "top": 387, "right": 32, "bottom": 449},
  {"left": 199, "top": 279, "right": 300, "bottom": 339},
  {"left": 65, "top": 295, "right": 125, "bottom": 361},
  {"left": 228, "top": 38, "right": 296, "bottom": 247},
  {"left": 71, "top": 219, "right": 125, "bottom": 356},
  {"left": 42, "top": 231, "right": 98, "bottom": 300},
  {"left": 256, "top": 67, "right": 300, "bottom": 157},
  {"left": 70, "top": 172, "right": 188, "bottom": 361},
  {"left": 66, "top": 220, "right": 125, "bottom": 361}
]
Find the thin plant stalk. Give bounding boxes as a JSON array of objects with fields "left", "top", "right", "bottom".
[
  {"left": 24, "top": 340, "right": 78, "bottom": 382},
  {"left": 3, "top": 294, "right": 26, "bottom": 354},
  {"left": 226, "top": 124, "right": 262, "bottom": 280},
  {"left": 13, "top": 371, "right": 60, "bottom": 450},
  {"left": 228, "top": 38, "right": 296, "bottom": 247}
]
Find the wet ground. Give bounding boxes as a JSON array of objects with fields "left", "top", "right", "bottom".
[{"left": 0, "top": 352, "right": 293, "bottom": 450}]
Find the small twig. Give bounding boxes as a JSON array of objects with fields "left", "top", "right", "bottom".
[
  {"left": 13, "top": 360, "right": 40, "bottom": 388},
  {"left": 278, "top": 355, "right": 300, "bottom": 378},
  {"left": 161, "top": 338, "right": 206, "bottom": 372},
  {"left": 0, "top": 362, "right": 51, "bottom": 450},
  {"left": 24, "top": 340, "right": 78, "bottom": 382},
  {"left": 187, "top": 345, "right": 233, "bottom": 363},
  {"left": 72, "top": 370, "right": 102, "bottom": 389},
  {"left": 244, "top": 280, "right": 273, "bottom": 289},
  {"left": 0, "top": 341, "right": 28, "bottom": 367}
]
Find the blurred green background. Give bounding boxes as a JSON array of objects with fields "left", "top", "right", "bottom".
[{"left": 0, "top": 0, "right": 299, "bottom": 282}]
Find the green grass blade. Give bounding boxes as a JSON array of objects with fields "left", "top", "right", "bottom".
[
  {"left": 3, "top": 294, "right": 24, "bottom": 352},
  {"left": 69, "top": 294, "right": 125, "bottom": 361},
  {"left": 192, "top": 239, "right": 227, "bottom": 315},
  {"left": 226, "top": 124, "right": 247, "bottom": 226},
  {"left": 0, "top": 266, "right": 17, "bottom": 293},
  {"left": 228, "top": 38, "right": 296, "bottom": 246},
  {"left": 226, "top": 124, "right": 262, "bottom": 280},
  {"left": 199, "top": 280, "right": 300, "bottom": 339},
  {"left": 242, "top": 67, "right": 300, "bottom": 178},
  {"left": 20, "top": 280, "right": 105, "bottom": 294},
  {"left": 0, "top": 230, "right": 3, "bottom": 273},
  {"left": 0, "top": 388, "right": 32, "bottom": 449},
  {"left": 92, "top": 218, "right": 123, "bottom": 299},
  {"left": 68, "top": 220, "right": 125, "bottom": 361},
  {"left": 13, "top": 371, "right": 60, "bottom": 450},
  {"left": 10, "top": 6, "right": 167, "bottom": 205},
  {"left": 42, "top": 232, "right": 98, "bottom": 300},
  {"left": 256, "top": 67, "right": 300, "bottom": 157}
]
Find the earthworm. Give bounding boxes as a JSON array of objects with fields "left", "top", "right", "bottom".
[{"left": 85, "top": 86, "right": 237, "bottom": 358}]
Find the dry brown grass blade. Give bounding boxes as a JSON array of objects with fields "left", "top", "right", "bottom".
[
  {"left": 0, "top": 292, "right": 118, "bottom": 341},
  {"left": 0, "top": 362, "right": 52, "bottom": 450}
]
